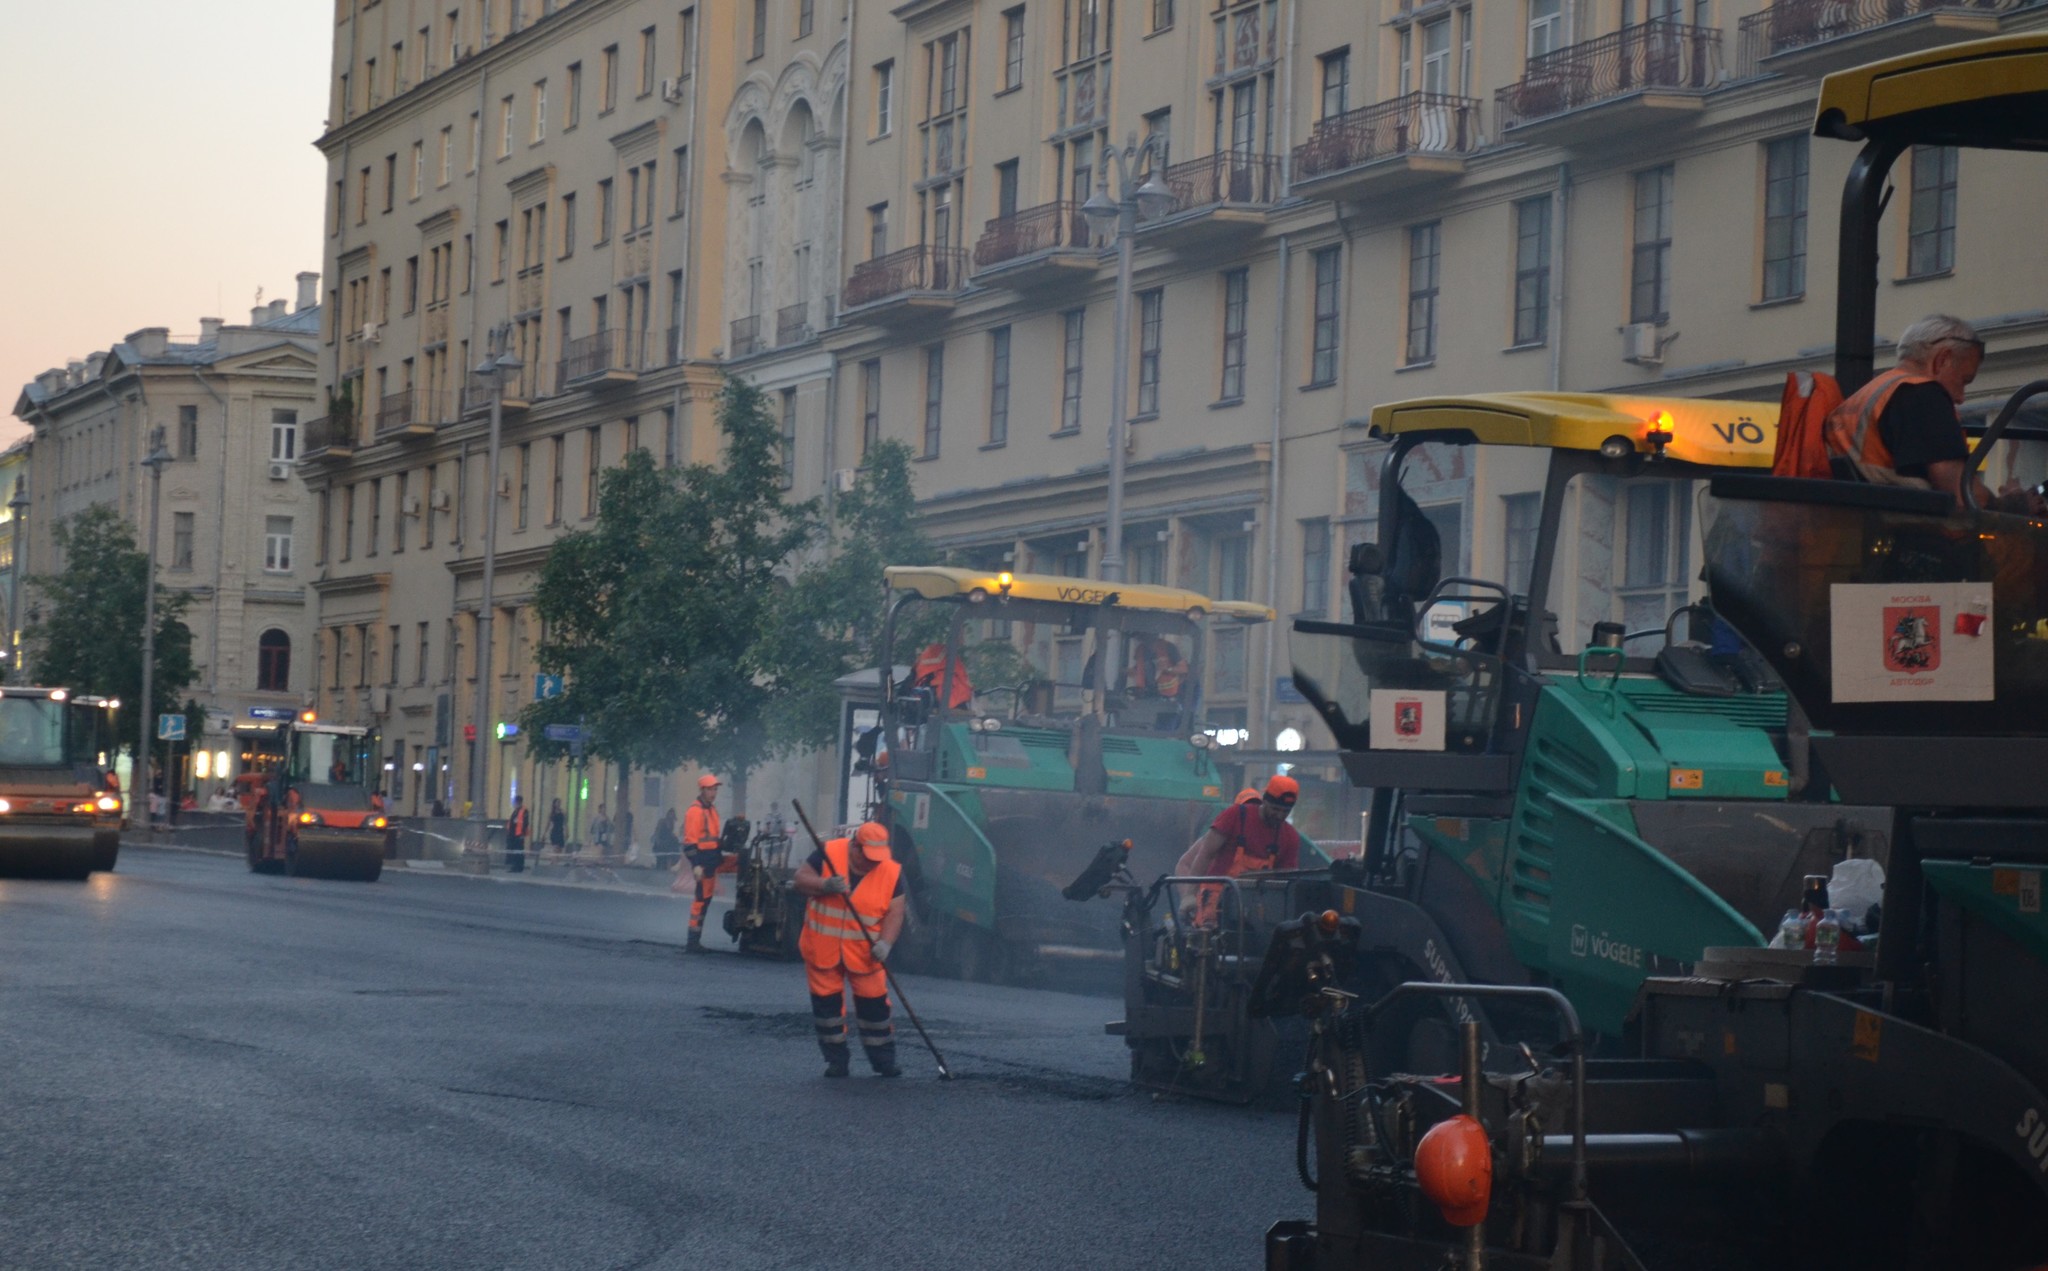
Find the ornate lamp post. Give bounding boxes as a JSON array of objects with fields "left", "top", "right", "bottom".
[
  {"left": 138, "top": 427, "right": 172, "bottom": 820},
  {"left": 468, "top": 326, "right": 522, "bottom": 852}
]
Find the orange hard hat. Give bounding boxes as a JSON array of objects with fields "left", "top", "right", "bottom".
[
  {"left": 697, "top": 774, "right": 720, "bottom": 789},
  {"left": 854, "top": 821, "right": 892, "bottom": 861},
  {"left": 1235, "top": 787, "right": 1262, "bottom": 805},
  {"left": 1263, "top": 774, "right": 1300, "bottom": 805},
  {"left": 1414, "top": 1114, "right": 1492, "bottom": 1227}
]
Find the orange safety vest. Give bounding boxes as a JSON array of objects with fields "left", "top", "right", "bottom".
[
  {"left": 683, "top": 801, "right": 721, "bottom": 852},
  {"left": 1822, "top": 368, "right": 1938, "bottom": 485},
  {"left": 911, "top": 643, "right": 975, "bottom": 710},
  {"left": 800, "top": 837, "right": 901, "bottom": 973},
  {"left": 509, "top": 804, "right": 529, "bottom": 837},
  {"left": 1132, "top": 638, "right": 1186, "bottom": 698},
  {"left": 1195, "top": 803, "right": 1285, "bottom": 927}
]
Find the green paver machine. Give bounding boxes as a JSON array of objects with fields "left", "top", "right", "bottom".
[
  {"left": 1266, "top": 33, "right": 2048, "bottom": 1271},
  {"left": 872, "top": 565, "right": 1273, "bottom": 981}
]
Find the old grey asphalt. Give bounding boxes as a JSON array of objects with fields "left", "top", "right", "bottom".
[{"left": 0, "top": 845, "right": 1304, "bottom": 1270}]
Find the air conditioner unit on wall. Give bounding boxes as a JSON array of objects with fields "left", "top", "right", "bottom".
[
  {"left": 268, "top": 461, "right": 292, "bottom": 481},
  {"left": 431, "top": 487, "right": 452, "bottom": 510},
  {"left": 1622, "top": 322, "right": 1663, "bottom": 366},
  {"left": 660, "top": 77, "right": 685, "bottom": 105},
  {"left": 402, "top": 494, "right": 422, "bottom": 517},
  {"left": 832, "top": 468, "right": 857, "bottom": 494},
  {"left": 360, "top": 322, "right": 382, "bottom": 345}
]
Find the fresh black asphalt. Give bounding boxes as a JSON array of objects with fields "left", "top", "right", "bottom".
[{"left": 0, "top": 845, "right": 1304, "bottom": 1269}]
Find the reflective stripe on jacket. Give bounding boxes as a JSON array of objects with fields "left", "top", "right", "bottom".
[
  {"left": 799, "top": 837, "right": 901, "bottom": 973},
  {"left": 1822, "top": 368, "right": 1937, "bottom": 484}
]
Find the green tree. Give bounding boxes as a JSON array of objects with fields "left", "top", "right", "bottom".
[
  {"left": 28, "top": 503, "right": 196, "bottom": 765},
  {"left": 523, "top": 376, "right": 817, "bottom": 813},
  {"left": 757, "top": 439, "right": 935, "bottom": 754}
]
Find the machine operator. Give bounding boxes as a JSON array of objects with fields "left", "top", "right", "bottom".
[
  {"left": 1826, "top": 312, "right": 2046, "bottom": 513},
  {"left": 1176, "top": 774, "right": 1306, "bottom": 926},
  {"left": 793, "top": 821, "right": 906, "bottom": 1079}
]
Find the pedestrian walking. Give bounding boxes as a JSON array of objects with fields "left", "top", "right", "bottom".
[
  {"left": 651, "top": 807, "right": 680, "bottom": 870},
  {"left": 547, "top": 798, "right": 567, "bottom": 861},
  {"left": 506, "top": 795, "right": 530, "bottom": 873},
  {"left": 679, "top": 776, "right": 726, "bottom": 953},
  {"left": 591, "top": 804, "right": 613, "bottom": 860},
  {"left": 793, "top": 821, "right": 905, "bottom": 1078}
]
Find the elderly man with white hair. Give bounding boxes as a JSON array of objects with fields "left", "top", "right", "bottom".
[{"left": 1824, "top": 313, "right": 2043, "bottom": 513}]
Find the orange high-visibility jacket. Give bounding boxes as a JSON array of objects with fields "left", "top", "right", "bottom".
[
  {"left": 1823, "top": 369, "right": 1937, "bottom": 483},
  {"left": 682, "top": 802, "right": 721, "bottom": 852},
  {"left": 800, "top": 837, "right": 901, "bottom": 975}
]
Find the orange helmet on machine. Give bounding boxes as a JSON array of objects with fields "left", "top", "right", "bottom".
[
  {"left": 1414, "top": 1114, "right": 1493, "bottom": 1227},
  {"left": 1263, "top": 774, "right": 1300, "bottom": 806},
  {"left": 854, "top": 820, "right": 893, "bottom": 862}
]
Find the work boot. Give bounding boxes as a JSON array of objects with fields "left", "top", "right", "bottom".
[
  {"left": 821, "top": 1041, "right": 852, "bottom": 1079},
  {"left": 824, "top": 1056, "right": 851, "bottom": 1078},
  {"left": 866, "top": 1044, "right": 902, "bottom": 1078},
  {"left": 685, "top": 929, "right": 705, "bottom": 953}
]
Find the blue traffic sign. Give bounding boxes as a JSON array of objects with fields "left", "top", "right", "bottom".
[
  {"left": 543, "top": 724, "right": 585, "bottom": 743},
  {"left": 248, "top": 706, "right": 295, "bottom": 721},
  {"left": 157, "top": 713, "right": 187, "bottom": 741},
  {"left": 534, "top": 673, "right": 565, "bottom": 700}
]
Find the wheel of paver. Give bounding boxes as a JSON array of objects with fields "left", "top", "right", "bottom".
[
  {"left": 247, "top": 827, "right": 283, "bottom": 874},
  {"left": 942, "top": 918, "right": 1007, "bottom": 984},
  {"left": 93, "top": 838, "right": 119, "bottom": 873},
  {"left": 353, "top": 852, "right": 383, "bottom": 883},
  {"left": 285, "top": 842, "right": 319, "bottom": 877}
]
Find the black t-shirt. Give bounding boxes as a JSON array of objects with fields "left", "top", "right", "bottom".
[
  {"left": 807, "top": 848, "right": 907, "bottom": 898},
  {"left": 1875, "top": 381, "right": 1967, "bottom": 480}
]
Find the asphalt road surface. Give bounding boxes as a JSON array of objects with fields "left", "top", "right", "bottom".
[{"left": 2, "top": 845, "right": 1304, "bottom": 1270}]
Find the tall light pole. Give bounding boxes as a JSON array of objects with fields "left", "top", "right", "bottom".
[
  {"left": 1081, "top": 134, "right": 1175, "bottom": 699},
  {"left": 138, "top": 426, "right": 171, "bottom": 820},
  {"left": 469, "top": 325, "right": 522, "bottom": 848},
  {"left": 6, "top": 474, "right": 27, "bottom": 680}
]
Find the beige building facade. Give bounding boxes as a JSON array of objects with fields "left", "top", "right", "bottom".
[
  {"left": 11, "top": 287, "right": 326, "bottom": 742},
  {"left": 311, "top": 0, "right": 2048, "bottom": 827}
]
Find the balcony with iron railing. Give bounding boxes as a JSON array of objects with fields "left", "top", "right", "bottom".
[
  {"left": 776, "top": 302, "right": 814, "bottom": 347},
  {"left": 1497, "top": 21, "right": 1723, "bottom": 141},
  {"left": 729, "top": 315, "right": 763, "bottom": 360},
  {"left": 1137, "top": 152, "right": 1285, "bottom": 248},
  {"left": 299, "top": 412, "right": 359, "bottom": 461},
  {"left": 461, "top": 364, "right": 545, "bottom": 416},
  {"left": 840, "top": 244, "right": 970, "bottom": 325},
  {"left": 971, "top": 201, "right": 1097, "bottom": 291},
  {"left": 374, "top": 389, "right": 451, "bottom": 440},
  {"left": 556, "top": 329, "right": 644, "bottom": 388},
  {"left": 1292, "top": 93, "right": 1485, "bottom": 202},
  {"left": 1736, "top": 0, "right": 2010, "bottom": 78}
]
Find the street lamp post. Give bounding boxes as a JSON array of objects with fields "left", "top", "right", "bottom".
[
  {"left": 469, "top": 325, "right": 522, "bottom": 855},
  {"left": 1081, "top": 135, "right": 1175, "bottom": 701},
  {"left": 138, "top": 427, "right": 171, "bottom": 824},
  {"left": 6, "top": 475, "right": 27, "bottom": 678}
]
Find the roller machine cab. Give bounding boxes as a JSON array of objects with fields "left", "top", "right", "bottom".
[
  {"left": 0, "top": 687, "right": 124, "bottom": 880},
  {"left": 245, "top": 714, "right": 387, "bottom": 882}
]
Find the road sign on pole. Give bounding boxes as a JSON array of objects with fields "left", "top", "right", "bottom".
[
  {"left": 534, "top": 673, "right": 564, "bottom": 700},
  {"left": 157, "top": 713, "right": 186, "bottom": 742}
]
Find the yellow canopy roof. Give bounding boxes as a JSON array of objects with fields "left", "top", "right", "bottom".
[
  {"left": 884, "top": 566, "right": 1273, "bottom": 622},
  {"left": 1815, "top": 33, "right": 2048, "bottom": 150},
  {"left": 1368, "top": 392, "right": 1779, "bottom": 469}
]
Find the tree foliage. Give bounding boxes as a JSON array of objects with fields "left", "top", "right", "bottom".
[
  {"left": 521, "top": 377, "right": 819, "bottom": 802},
  {"left": 756, "top": 439, "right": 935, "bottom": 754},
  {"left": 28, "top": 503, "right": 195, "bottom": 759}
]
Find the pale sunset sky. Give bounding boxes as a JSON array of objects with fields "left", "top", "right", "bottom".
[{"left": 0, "top": 2, "right": 333, "bottom": 444}]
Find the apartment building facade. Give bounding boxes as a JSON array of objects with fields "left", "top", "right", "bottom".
[
  {"left": 828, "top": 0, "right": 2048, "bottom": 765},
  {"left": 0, "top": 439, "right": 29, "bottom": 670},
  {"left": 311, "top": 0, "right": 848, "bottom": 820},
  {"left": 10, "top": 286, "right": 325, "bottom": 737},
  {"left": 313, "top": 0, "right": 2048, "bottom": 825}
]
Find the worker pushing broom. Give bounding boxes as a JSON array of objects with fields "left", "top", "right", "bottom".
[{"left": 791, "top": 801, "right": 953, "bottom": 1081}]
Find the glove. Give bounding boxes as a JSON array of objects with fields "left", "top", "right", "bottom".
[
  {"left": 821, "top": 876, "right": 851, "bottom": 895},
  {"left": 872, "top": 939, "right": 892, "bottom": 963}
]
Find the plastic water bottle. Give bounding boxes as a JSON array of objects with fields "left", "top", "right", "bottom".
[
  {"left": 1814, "top": 909, "right": 1842, "bottom": 965},
  {"left": 1777, "top": 909, "right": 1805, "bottom": 951}
]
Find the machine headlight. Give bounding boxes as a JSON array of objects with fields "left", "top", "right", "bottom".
[
  {"left": 369, "top": 817, "right": 388, "bottom": 830},
  {"left": 297, "top": 811, "right": 322, "bottom": 826},
  {"left": 0, "top": 798, "right": 13, "bottom": 813},
  {"left": 95, "top": 795, "right": 120, "bottom": 813}
]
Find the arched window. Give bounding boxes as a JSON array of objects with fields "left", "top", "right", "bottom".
[{"left": 257, "top": 629, "right": 291, "bottom": 693}]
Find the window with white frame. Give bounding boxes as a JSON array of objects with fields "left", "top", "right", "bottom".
[
  {"left": 264, "top": 516, "right": 294, "bottom": 573},
  {"left": 1309, "top": 246, "right": 1340, "bottom": 386},
  {"left": 1406, "top": 222, "right": 1440, "bottom": 365},
  {"left": 1513, "top": 196, "right": 1551, "bottom": 346},
  {"left": 1137, "top": 288, "right": 1163, "bottom": 416},
  {"left": 1907, "top": 145, "right": 1958, "bottom": 279},
  {"left": 1060, "top": 309, "right": 1085, "bottom": 433},
  {"left": 1762, "top": 135, "right": 1808, "bottom": 302},
  {"left": 1220, "top": 269, "right": 1248, "bottom": 400},
  {"left": 1631, "top": 165, "right": 1674, "bottom": 324},
  {"left": 988, "top": 326, "right": 1011, "bottom": 446},
  {"left": 271, "top": 409, "right": 298, "bottom": 462}
]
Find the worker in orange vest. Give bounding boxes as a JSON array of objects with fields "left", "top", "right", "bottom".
[
  {"left": 909, "top": 642, "right": 975, "bottom": 711},
  {"left": 793, "top": 821, "right": 906, "bottom": 1078},
  {"left": 678, "top": 775, "right": 724, "bottom": 952},
  {"left": 505, "top": 795, "right": 530, "bottom": 873},
  {"left": 1825, "top": 313, "right": 2041, "bottom": 512},
  {"left": 1178, "top": 774, "right": 1307, "bottom": 926}
]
